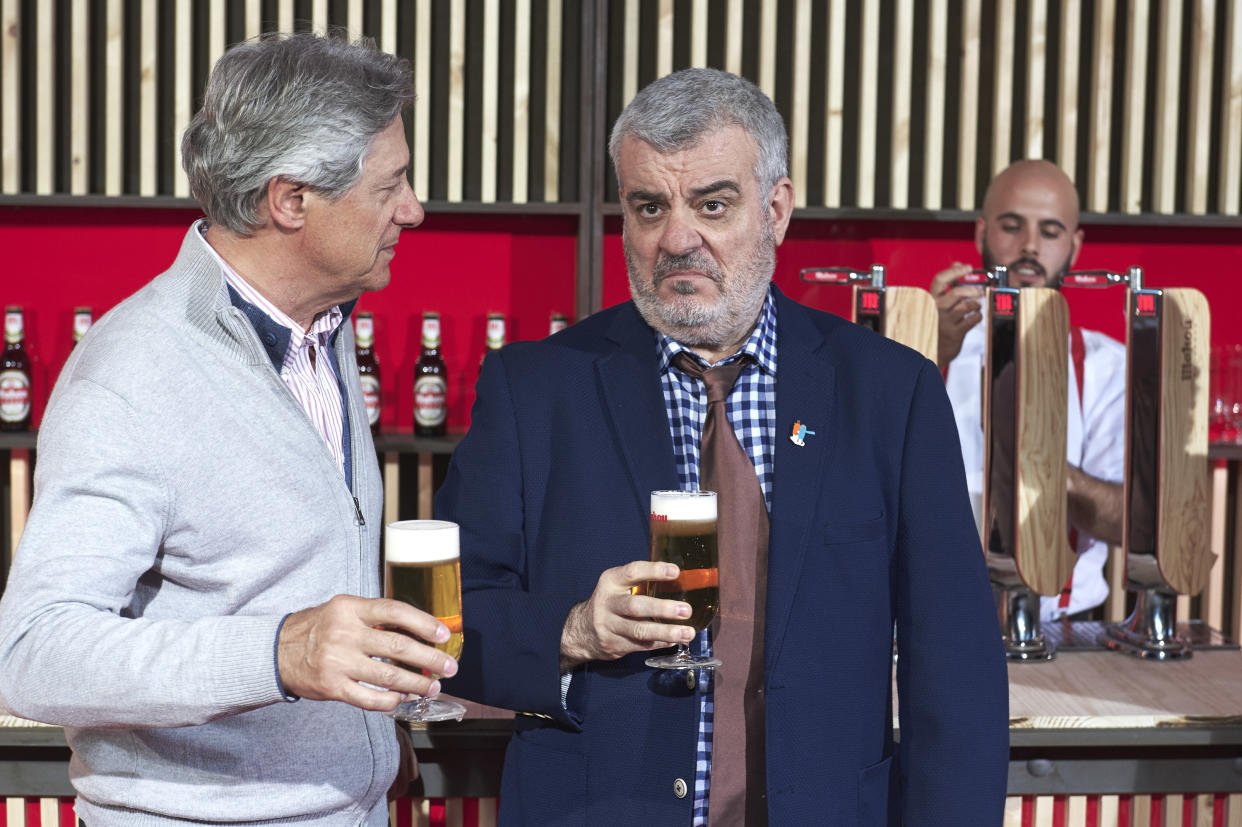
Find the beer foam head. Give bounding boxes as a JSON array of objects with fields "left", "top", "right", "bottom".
[
  {"left": 385, "top": 519, "right": 460, "bottom": 563},
  {"left": 650, "top": 490, "right": 717, "bottom": 521}
]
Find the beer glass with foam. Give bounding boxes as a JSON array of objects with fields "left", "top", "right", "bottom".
[
  {"left": 384, "top": 519, "right": 467, "bottom": 722},
  {"left": 645, "top": 490, "right": 721, "bottom": 670}
]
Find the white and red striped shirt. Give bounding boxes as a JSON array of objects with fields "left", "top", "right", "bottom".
[{"left": 199, "top": 234, "right": 347, "bottom": 476}]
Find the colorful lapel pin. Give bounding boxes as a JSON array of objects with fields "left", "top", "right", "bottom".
[{"left": 789, "top": 420, "right": 816, "bottom": 447}]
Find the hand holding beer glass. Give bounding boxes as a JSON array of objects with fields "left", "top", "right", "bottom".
[
  {"left": 644, "top": 490, "right": 721, "bottom": 670},
  {"left": 384, "top": 520, "right": 467, "bottom": 722}
]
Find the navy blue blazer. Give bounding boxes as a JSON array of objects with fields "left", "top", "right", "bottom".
[{"left": 436, "top": 288, "right": 1009, "bottom": 826}]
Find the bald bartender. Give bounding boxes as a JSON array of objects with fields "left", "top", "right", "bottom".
[{"left": 931, "top": 159, "right": 1126, "bottom": 621}]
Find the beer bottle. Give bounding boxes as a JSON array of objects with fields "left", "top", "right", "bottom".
[
  {"left": 413, "top": 311, "right": 448, "bottom": 437},
  {"left": 548, "top": 313, "right": 568, "bottom": 336},
  {"left": 481, "top": 312, "right": 506, "bottom": 370},
  {"left": 354, "top": 312, "right": 381, "bottom": 435},
  {"left": 72, "top": 307, "right": 92, "bottom": 348},
  {"left": 0, "top": 306, "right": 32, "bottom": 431}
]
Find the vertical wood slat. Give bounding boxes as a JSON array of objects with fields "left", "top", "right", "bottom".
[
  {"left": 278, "top": 0, "right": 294, "bottom": 35},
  {"left": 724, "top": 0, "right": 742, "bottom": 76},
  {"left": 959, "top": 0, "right": 982, "bottom": 208},
  {"left": 690, "top": 0, "right": 707, "bottom": 67},
  {"left": 105, "top": 0, "right": 123, "bottom": 195},
  {"left": 924, "top": 0, "right": 947, "bottom": 209},
  {"left": 172, "top": 3, "right": 192, "bottom": 197},
  {"left": 1057, "top": 0, "right": 1080, "bottom": 185},
  {"left": 856, "top": 0, "right": 880, "bottom": 207},
  {"left": 512, "top": 0, "right": 530, "bottom": 203},
  {"left": 790, "top": 0, "right": 812, "bottom": 207},
  {"left": 1185, "top": 0, "right": 1215, "bottom": 214},
  {"left": 1153, "top": 0, "right": 1184, "bottom": 213},
  {"left": 447, "top": 0, "right": 465, "bottom": 202},
  {"left": 245, "top": 0, "right": 262, "bottom": 39},
  {"left": 622, "top": 0, "right": 638, "bottom": 107},
  {"left": 413, "top": 0, "right": 431, "bottom": 201},
  {"left": 992, "top": 0, "right": 1016, "bottom": 178},
  {"left": 656, "top": 0, "right": 672, "bottom": 79},
  {"left": 1088, "top": 0, "right": 1115, "bottom": 213},
  {"left": 1230, "top": 794, "right": 1242, "bottom": 827},
  {"left": 757, "top": 0, "right": 777, "bottom": 101},
  {"left": 890, "top": 0, "right": 913, "bottom": 209},
  {"left": 1099, "top": 794, "right": 1121, "bottom": 826},
  {"left": 416, "top": 453, "right": 433, "bottom": 519},
  {"left": 311, "top": 0, "right": 328, "bottom": 35},
  {"left": 380, "top": 0, "right": 397, "bottom": 62},
  {"left": 0, "top": 0, "right": 15, "bottom": 194},
  {"left": 1206, "top": 461, "right": 1227, "bottom": 630},
  {"left": 34, "top": 2, "right": 52, "bottom": 194},
  {"left": 70, "top": 0, "right": 88, "bottom": 193},
  {"left": 8, "top": 451, "right": 30, "bottom": 558},
  {"left": 1024, "top": 0, "right": 1047, "bottom": 159},
  {"left": 348, "top": 0, "right": 363, "bottom": 38},
  {"left": 822, "top": 0, "right": 846, "bottom": 208},
  {"left": 543, "top": 0, "right": 562, "bottom": 202},
  {"left": 1121, "top": 0, "right": 1150, "bottom": 214},
  {"left": 208, "top": 0, "right": 226, "bottom": 76},
  {"left": 1106, "top": 544, "right": 1126, "bottom": 622},
  {"left": 139, "top": 0, "right": 157, "bottom": 196},
  {"left": 383, "top": 453, "right": 400, "bottom": 525},
  {"left": 481, "top": 0, "right": 499, "bottom": 202},
  {"left": 1222, "top": 0, "right": 1242, "bottom": 214}
]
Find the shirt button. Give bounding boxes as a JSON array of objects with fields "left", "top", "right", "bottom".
[
  {"left": 263, "top": 332, "right": 277, "bottom": 346},
  {"left": 685, "top": 671, "right": 697, "bottom": 690},
  {"left": 673, "top": 778, "right": 688, "bottom": 799}
]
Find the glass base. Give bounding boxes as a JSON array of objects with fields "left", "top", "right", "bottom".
[
  {"left": 645, "top": 651, "right": 720, "bottom": 670},
  {"left": 386, "top": 696, "right": 467, "bottom": 722}
]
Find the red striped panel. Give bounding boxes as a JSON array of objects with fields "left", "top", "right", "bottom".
[
  {"left": 1151, "top": 793, "right": 1163, "bottom": 825},
  {"left": 58, "top": 800, "right": 74, "bottom": 827},
  {"left": 25, "top": 800, "right": 39, "bottom": 827},
  {"left": 1053, "top": 794, "right": 1068, "bottom": 827},
  {"left": 1214, "top": 793, "right": 1226, "bottom": 827}
]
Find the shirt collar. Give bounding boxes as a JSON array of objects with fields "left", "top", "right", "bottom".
[
  {"left": 195, "top": 223, "right": 346, "bottom": 372},
  {"left": 657, "top": 286, "right": 778, "bottom": 375}
]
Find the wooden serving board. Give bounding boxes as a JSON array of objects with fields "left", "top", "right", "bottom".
[
  {"left": 879, "top": 285, "right": 938, "bottom": 363},
  {"left": 1155, "top": 288, "right": 1216, "bottom": 594},
  {"left": 1014, "top": 288, "right": 1074, "bottom": 595}
]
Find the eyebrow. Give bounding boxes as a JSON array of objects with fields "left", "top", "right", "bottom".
[
  {"left": 996, "top": 211, "right": 1068, "bottom": 232},
  {"left": 625, "top": 179, "right": 742, "bottom": 206}
]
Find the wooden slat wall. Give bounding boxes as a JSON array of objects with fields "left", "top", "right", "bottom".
[{"left": 0, "top": 0, "right": 578, "bottom": 203}]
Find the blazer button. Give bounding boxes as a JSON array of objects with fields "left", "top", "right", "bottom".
[
  {"left": 685, "top": 671, "right": 697, "bottom": 690},
  {"left": 673, "top": 778, "right": 688, "bottom": 799}
]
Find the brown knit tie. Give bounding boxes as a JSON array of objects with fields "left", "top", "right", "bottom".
[{"left": 673, "top": 352, "right": 769, "bottom": 827}]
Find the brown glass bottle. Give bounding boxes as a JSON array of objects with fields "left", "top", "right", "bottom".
[
  {"left": 413, "top": 312, "right": 447, "bottom": 437},
  {"left": 480, "top": 312, "right": 506, "bottom": 371},
  {"left": 354, "top": 312, "right": 381, "bottom": 435},
  {"left": 0, "top": 306, "right": 32, "bottom": 431},
  {"left": 72, "top": 307, "right": 93, "bottom": 349}
]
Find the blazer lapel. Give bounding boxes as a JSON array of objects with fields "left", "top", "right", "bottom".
[
  {"left": 596, "top": 304, "right": 681, "bottom": 532},
  {"left": 767, "top": 290, "right": 836, "bottom": 670}
]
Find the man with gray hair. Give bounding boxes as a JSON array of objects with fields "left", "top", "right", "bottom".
[
  {"left": 0, "top": 32, "right": 450, "bottom": 824},
  {"left": 438, "top": 67, "right": 1008, "bottom": 825}
]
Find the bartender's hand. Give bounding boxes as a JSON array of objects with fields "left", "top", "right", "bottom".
[
  {"left": 931, "top": 262, "right": 985, "bottom": 370},
  {"left": 277, "top": 594, "right": 458, "bottom": 711},
  {"left": 559, "top": 562, "right": 695, "bottom": 671}
]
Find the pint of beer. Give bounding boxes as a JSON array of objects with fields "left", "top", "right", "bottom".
[
  {"left": 645, "top": 490, "right": 721, "bottom": 670},
  {"left": 383, "top": 519, "right": 466, "bottom": 721}
]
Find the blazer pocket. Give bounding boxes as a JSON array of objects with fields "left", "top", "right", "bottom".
[
  {"left": 856, "top": 754, "right": 895, "bottom": 826},
  {"left": 824, "top": 511, "right": 887, "bottom": 545}
]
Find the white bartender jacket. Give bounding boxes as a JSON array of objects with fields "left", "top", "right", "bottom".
[{"left": 945, "top": 322, "right": 1127, "bottom": 619}]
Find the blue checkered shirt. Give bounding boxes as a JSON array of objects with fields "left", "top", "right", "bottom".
[{"left": 657, "top": 288, "right": 777, "bottom": 825}]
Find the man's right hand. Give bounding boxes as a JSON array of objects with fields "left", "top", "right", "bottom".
[
  {"left": 931, "top": 262, "right": 985, "bottom": 370},
  {"left": 559, "top": 561, "right": 696, "bottom": 671},
  {"left": 277, "top": 594, "right": 458, "bottom": 711}
]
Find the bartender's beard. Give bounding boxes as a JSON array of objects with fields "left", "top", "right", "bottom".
[
  {"left": 626, "top": 218, "right": 776, "bottom": 350},
  {"left": 981, "top": 242, "right": 1072, "bottom": 289}
]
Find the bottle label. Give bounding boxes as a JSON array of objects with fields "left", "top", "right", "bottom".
[
  {"left": 4, "top": 312, "right": 22, "bottom": 344},
  {"left": 485, "top": 317, "right": 505, "bottom": 349},
  {"left": 360, "top": 375, "right": 381, "bottom": 426},
  {"left": 0, "top": 369, "right": 31, "bottom": 422},
  {"left": 73, "top": 312, "right": 92, "bottom": 343},
  {"left": 422, "top": 317, "right": 441, "bottom": 349},
  {"left": 413, "top": 375, "right": 447, "bottom": 427},
  {"left": 354, "top": 315, "right": 374, "bottom": 348}
]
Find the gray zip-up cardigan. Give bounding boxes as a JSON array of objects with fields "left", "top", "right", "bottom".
[{"left": 0, "top": 222, "right": 394, "bottom": 825}]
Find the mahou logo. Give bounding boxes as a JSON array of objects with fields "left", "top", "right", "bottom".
[
  {"left": 414, "top": 375, "right": 447, "bottom": 426},
  {"left": 0, "top": 369, "right": 30, "bottom": 421},
  {"left": 361, "top": 375, "right": 381, "bottom": 425}
]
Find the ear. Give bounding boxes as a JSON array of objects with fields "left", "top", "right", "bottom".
[
  {"left": 974, "top": 216, "right": 986, "bottom": 256},
  {"left": 265, "top": 177, "right": 308, "bottom": 231},
  {"left": 1068, "top": 227, "right": 1085, "bottom": 268},
  {"left": 767, "top": 177, "right": 795, "bottom": 245}
]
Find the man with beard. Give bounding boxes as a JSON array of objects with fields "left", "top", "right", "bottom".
[
  {"left": 931, "top": 159, "right": 1126, "bottom": 620},
  {"left": 437, "top": 68, "right": 1007, "bottom": 826}
]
